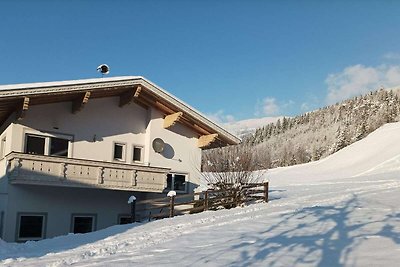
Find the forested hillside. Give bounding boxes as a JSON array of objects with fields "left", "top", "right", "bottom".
[{"left": 204, "top": 88, "right": 400, "bottom": 170}]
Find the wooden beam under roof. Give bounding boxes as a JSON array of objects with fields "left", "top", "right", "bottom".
[
  {"left": 198, "top": 133, "right": 218, "bottom": 148},
  {"left": 119, "top": 86, "right": 142, "bottom": 107},
  {"left": 163, "top": 112, "right": 183, "bottom": 129},
  {"left": 16, "top": 97, "right": 29, "bottom": 120},
  {"left": 72, "top": 91, "right": 91, "bottom": 114}
]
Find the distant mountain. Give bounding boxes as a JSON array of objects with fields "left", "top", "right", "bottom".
[{"left": 222, "top": 116, "right": 282, "bottom": 138}]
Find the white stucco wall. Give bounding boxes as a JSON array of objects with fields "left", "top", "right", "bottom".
[
  {"left": 0, "top": 96, "right": 204, "bottom": 241},
  {"left": 6, "top": 96, "right": 202, "bottom": 188}
]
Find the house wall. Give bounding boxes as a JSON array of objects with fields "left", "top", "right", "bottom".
[
  {"left": 2, "top": 185, "right": 144, "bottom": 242},
  {"left": 0, "top": 96, "right": 203, "bottom": 242},
  {"left": 9, "top": 96, "right": 202, "bottom": 187}
]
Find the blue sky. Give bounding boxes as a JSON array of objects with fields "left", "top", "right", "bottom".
[{"left": 1, "top": 0, "right": 400, "bottom": 123}]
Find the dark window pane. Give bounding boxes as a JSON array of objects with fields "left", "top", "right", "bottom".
[
  {"left": 25, "top": 135, "right": 45, "bottom": 155},
  {"left": 50, "top": 137, "right": 69, "bottom": 157},
  {"left": 19, "top": 215, "right": 44, "bottom": 239},
  {"left": 166, "top": 174, "right": 172, "bottom": 190},
  {"left": 174, "top": 174, "right": 186, "bottom": 191},
  {"left": 114, "top": 144, "right": 124, "bottom": 160},
  {"left": 119, "top": 217, "right": 131, "bottom": 225},
  {"left": 133, "top": 147, "right": 142, "bottom": 161},
  {"left": 73, "top": 217, "right": 93, "bottom": 233}
]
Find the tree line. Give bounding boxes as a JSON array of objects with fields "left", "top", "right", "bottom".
[{"left": 203, "top": 88, "right": 400, "bottom": 171}]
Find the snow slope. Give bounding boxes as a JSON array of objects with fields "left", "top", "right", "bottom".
[
  {"left": 1, "top": 123, "right": 400, "bottom": 266},
  {"left": 268, "top": 122, "right": 400, "bottom": 185}
]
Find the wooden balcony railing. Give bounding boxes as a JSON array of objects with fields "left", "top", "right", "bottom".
[{"left": 6, "top": 152, "right": 169, "bottom": 192}]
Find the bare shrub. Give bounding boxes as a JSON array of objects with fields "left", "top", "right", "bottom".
[{"left": 202, "top": 145, "right": 266, "bottom": 200}]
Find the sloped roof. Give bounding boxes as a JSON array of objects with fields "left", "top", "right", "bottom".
[{"left": 0, "top": 76, "right": 240, "bottom": 147}]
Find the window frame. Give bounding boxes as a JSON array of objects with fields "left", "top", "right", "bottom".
[
  {"left": 24, "top": 134, "right": 46, "bottom": 155},
  {"left": 132, "top": 145, "right": 144, "bottom": 163},
  {"left": 16, "top": 212, "right": 47, "bottom": 242},
  {"left": 166, "top": 172, "right": 188, "bottom": 193},
  {"left": 112, "top": 142, "right": 127, "bottom": 162},
  {"left": 23, "top": 130, "right": 73, "bottom": 158},
  {"left": 70, "top": 213, "right": 97, "bottom": 234}
]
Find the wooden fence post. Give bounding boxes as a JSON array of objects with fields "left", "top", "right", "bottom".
[
  {"left": 128, "top": 195, "right": 137, "bottom": 223},
  {"left": 204, "top": 191, "right": 209, "bottom": 211},
  {"left": 234, "top": 189, "right": 239, "bottom": 207},
  {"left": 264, "top": 182, "right": 269, "bottom": 203},
  {"left": 167, "top": 190, "right": 176, "bottom": 218}
]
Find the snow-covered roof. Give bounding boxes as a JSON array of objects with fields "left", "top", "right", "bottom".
[{"left": 0, "top": 76, "right": 240, "bottom": 146}]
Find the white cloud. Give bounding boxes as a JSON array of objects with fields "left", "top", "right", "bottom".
[
  {"left": 300, "top": 102, "right": 310, "bottom": 111},
  {"left": 383, "top": 52, "right": 400, "bottom": 60},
  {"left": 206, "top": 110, "right": 235, "bottom": 124},
  {"left": 254, "top": 97, "right": 295, "bottom": 116},
  {"left": 325, "top": 64, "right": 400, "bottom": 104},
  {"left": 262, "top": 97, "right": 279, "bottom": 115}
]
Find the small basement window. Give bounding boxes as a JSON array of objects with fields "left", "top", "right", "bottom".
[
  {"left": 17, "top": 213, "right": 46, "bottom": 241},
  {"left": 166, "top": 173, "right": 187, "bottom": 192},
  {"left": 132, "top": 146, "right": 143, "bottom": 162},
  {"left": 72, "top": 215, "right": 96, "bottom": 234},
  {"left": 118, "top": 215, "right": 132, "bottom": 225},
  {"left": 25, "top": 135, "right": 45, "bottom": 155},
  {"left": 113, "top": 143, "right": 126, "bottom": 161}
]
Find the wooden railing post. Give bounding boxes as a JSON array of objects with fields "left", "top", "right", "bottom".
[
  {"left": 204, "top": 191, "right": 209, "bottom": 211},
  {"left": 167, "top": 191, "right": 176, "bottom": 218},
  {"left": 264, "top": 182, "right": 269, "bottom": 203}
]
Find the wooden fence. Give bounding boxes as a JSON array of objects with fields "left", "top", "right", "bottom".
[{"left": 129, "top": 182, "right": 269, "bottom": 222}]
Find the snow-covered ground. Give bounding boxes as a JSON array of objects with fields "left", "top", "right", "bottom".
[{"left": 2, "top": 123, "right": 400, "bottom": 266}]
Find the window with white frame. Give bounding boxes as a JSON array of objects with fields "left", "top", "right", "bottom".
[
  {"left": 17, "top": 213, "right": 46, "bottom": 241},
  {"left": 113, "top": 143, "right": 126, "bottom": 161},
  {"left": 132, "top": 145, "right": 143, "bottom": 162},
  {"left": 25, "top": 135, "right": 46, "bottom": 155},
  {"left": 166, "top": 173, "right": 187, "bottom": 192},
  {"left": 24, "top": 133, "right": 71, "bottom": 157},
  {"left": 71, "top": 214, "right": 96, "bottom": 234}
]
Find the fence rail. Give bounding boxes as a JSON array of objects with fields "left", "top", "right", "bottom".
[{"left": 129, "top": 182, "right": 269, "bottom": 222}]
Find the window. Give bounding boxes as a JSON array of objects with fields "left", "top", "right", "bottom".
[
  {"left": 132, "top": 146, "right": 143, "bottom": 162},
  {"left": 71, "top": 215, "right": 96, "bottom": 234},
  {"left": 118, "top": 215, "right": 132, "bottom": 225},
  {"left": 25, "top": 135, "right": 46, "bottom": 155},
  {"left": 50, "top": 137, "right": 69, "bottom": 157},
  {"left": 24, "top": 133, "right": 71, "bottom": 157},
  {"left": 166, "top": 173, "right": 187, "bottom": 192},
  {"left": 17, "top": 213, "right": 46, "bottom": 241},
  {"left": 113, "top": 143, "right": 126, "bottom": 161}
]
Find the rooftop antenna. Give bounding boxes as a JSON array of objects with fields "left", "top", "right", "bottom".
[{"left": 97, "top": 64, "right": 110, "bottom": 77}]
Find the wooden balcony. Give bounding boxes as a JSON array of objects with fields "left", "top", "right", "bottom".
[{"left": 6, "top": 152, "right": 169, "bottom": 192}]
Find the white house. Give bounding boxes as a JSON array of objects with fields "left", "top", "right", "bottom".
[{"left": 0, "top": 76, "right": 240, "bottom": 242}]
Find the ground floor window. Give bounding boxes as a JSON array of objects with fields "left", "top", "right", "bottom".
[
  {"left": 71, "top": 214, "right": 96, "bottom": 234},
  {"left": 17, "top": 213, "right": 46, "bottom": 241},
  {"left": 166, "top": 173, "right": 187, "bottom": 192}
]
